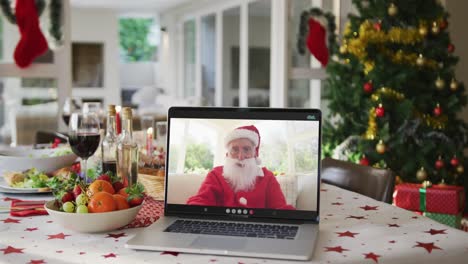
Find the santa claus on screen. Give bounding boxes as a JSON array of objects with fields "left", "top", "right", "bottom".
[{"left": 187, "top": 125, "right": 295, "bottom": 210}]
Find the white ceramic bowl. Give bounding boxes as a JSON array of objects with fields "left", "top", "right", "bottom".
[
  {"left": 0, "top": 148, "right": 77, "bottom": 175},
  {"left": 44, "top": 200, "right": 142, "bottom": 233}
]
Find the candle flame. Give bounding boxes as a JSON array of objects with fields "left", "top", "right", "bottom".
[{"left": 147, "top": 127, "right": 153, "bottom": 134}]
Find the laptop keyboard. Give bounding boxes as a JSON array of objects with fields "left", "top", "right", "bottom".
[{"left": 164, "top": 220, "right": 299, "bottom": 239}]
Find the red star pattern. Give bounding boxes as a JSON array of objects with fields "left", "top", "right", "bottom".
[
  {"left": 336, "top": 231, "right": 359, "bottom": 238},
  {"left": 360, "top": 205, "right": 378, "bottom": 211},
  {"left": 388, "top": 224, "right": 400, "bottom": 227},
  {"left": 209, "top": 259, "right": 217, "bottom": 262},
  {"left": 388, "top": 240, "right": 396, "bottom": 243},
  {"left": 161, "top": 251, "right": 180, "bottom": 256},
  {"left": 324, "top": 246, "right": 349, "bottom": 253},
  {"left": 346, "top": 215, "right": 367, "bottom": 220},
  {"left": 2, "top": 197, "right": 18, "bottom": 201},
  {"left": 79, "top": 252, "right": 86, "bottom": 255},
  {"left": 103, "top": 253, "right": 117, "bottom": 258},
  {"left": 28, "top": 260, "right": 45, "bottom": 264},
  {"left": 106, "top": 233, "right": 126, "bottom": 238},
  {"left": 47, "top": 233, "right": 70, "bottom": 240},
  {"left": 332, "top": 202, "right": 343, "bottom": 205},
  {"left": 424, "top": 229, "right": 447, "bottom": 235},
  {"left": 1, "top": 218, "right": 20, "bottom": 223},
  {"left": 0, "top": 246, "right": 24, "bottom": 254},
  {"left": 56, "top": 250, "right": 63, "bottom": 253},
  {"left": 412, "top": 216, "right": 419, "bottom": 219},
  {"left": 25, "top": 227, "right": 38, "bottom": 232},
  {"left": 413, "top": 242, "right": 442, "bottom": 253},
  {"left": 364, "top": 252, "right": 381, "bottom": 263},
  {"left": 321, "top": 189, "right": 328, "bottom": 192}
]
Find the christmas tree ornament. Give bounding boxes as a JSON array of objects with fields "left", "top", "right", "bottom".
[
  {"left": 373, "top": 21, "right": 382, "bottom": 31},
  {"left": 339, "top": 45, "right": 347, "bottom": 54},
  {"left": 388, "top": 3, "right": 398, "bottom": 16},
  {"left": 418, "top": 26, "right": 428, "bottom": 37},
  {"left": 439, "top": 19, "right": 448, "bottom": 30},
  {"left": 439, "top": 178, "right": 446, "bottom": 186},
  {"left": 433, "top": 103, "right": 442, "bottom": 116},
  {"left": 450, "top": 79, "right": 458, "bottom": 91},
  {"left": 375, "top": 104, "right": 385, "bottom": 117},
  {"left": 376, "top": 140, "right": 386, "bottom": 154},
  {"left": 450, "top": 155, "right": 459, "bottom": 167},
  {"left": 422, "top": 180, "right": 432, "bottom": 188},
  {"left": 456, "top": 165, "right": 464, "bottom": 174},
  {"left": 431, "top": 22, "right": 440, "bottom": 34},
  {"left": 416, "top": 167, "right": 428, "bottom": 181},
  {"left": 306, "top": 18, "right": 329, "bottom": 66},
  {"left": 12, "top": 0, "right": 49, "bottom": 68},
  {"left": 359, "top": 155, "right": 370, "bottom": 166},
  {"left": 435, "top": 156, "right": 444, "bottom": 170},
  {"left": 364, "top": 108, "right": 378, "bottom": 140},
  {"left": 435, "top": 77, "right": 445, "bottom": 90},
  {"left": 416, "top": 54, "right": 425, "bottom": 66},
  {"left": 447, "top": 43, "right": 455, "bottom": 53},
  {"left": 363, "top": 81, "right": 373, "bottom": 93}
]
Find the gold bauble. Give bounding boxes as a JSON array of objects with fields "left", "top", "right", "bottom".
[
  {"left": 435, "top": 77, "right": 445, "bottom": 90},
  {"left": 422, "top": 180, "right": 432, "bottom": 188},
  {"left": 450, "top": 79, "right": 458, "bottom": 91},
  {"left": 418, "top": 26, "right": 428, "bottom": 37},
  {"left": 431, "top": 22, "right": 440, "bottom": 34},
  {"left": 416, "top": 167, "right": 428, "bottom": 181},
  {"left": 376, "top": 140, "right": 386, "bottom": 154},
  {"left": 416, "top": 54, "right": 425, "bottom": 66},
  {"left": 456, "top": 165, "right": 464, "bottom": 174},
  {"left": 388, "top": 3, "right": 398, "bottom": 16},
  {"left": 339, "top": 45, "right": 347, "bottom": 54}
]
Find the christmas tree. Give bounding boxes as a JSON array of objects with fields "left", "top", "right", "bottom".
[{"left": 323, "top": 0, "right": 467, "bottom": 186}]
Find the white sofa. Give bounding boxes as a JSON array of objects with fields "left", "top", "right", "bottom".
[{"left": 166, "top": 172, "right": 318, "bottom": 211}]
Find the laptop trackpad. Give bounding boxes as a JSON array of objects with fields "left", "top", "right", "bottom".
[{"left": 191, "top": 236, "right": 246, "bottom": 250}]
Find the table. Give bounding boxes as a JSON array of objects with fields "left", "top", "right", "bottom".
[{"left": 1, "top": 184, "right": 467, "bottom": 264}]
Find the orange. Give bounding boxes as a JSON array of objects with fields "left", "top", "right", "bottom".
[
  {"left": 118, "top": 188, "right": 128, "bottom": 198},
  {"left": 88, "top": 180, "right": 115, "bottom": 196},
  {"left": 113, "top": 194, "right": 130, "bottom": 210},
  {"left": 88, "top": 192, "right": 117, "bottom": 213}
]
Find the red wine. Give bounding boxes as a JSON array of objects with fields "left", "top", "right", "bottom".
[
  {"left": 102, "top": 160, "right": 117, "bottom": 175},
  {"left": 62, "top": 114, "right": 70, "bottom": 126},
  {"left": 69, "top": 133, "right": 100, "bottom": 159}
]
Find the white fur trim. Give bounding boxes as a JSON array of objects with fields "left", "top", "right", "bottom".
[
  {"left": 224, "top": 129, "right": 259, "bottom": 147},
  {"left": 256, "top": 157, "right": 262, "bottom": 165}
]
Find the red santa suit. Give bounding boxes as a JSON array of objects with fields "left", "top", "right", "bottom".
[{"left": 187, "top": 166, "right": 295, "bottom": 210}]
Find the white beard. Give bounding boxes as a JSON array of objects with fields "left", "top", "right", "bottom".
[{"left": 223, "top": 157, "right": 262, "bottom": 193}]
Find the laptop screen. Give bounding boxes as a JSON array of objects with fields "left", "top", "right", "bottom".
[{"left": 165, "top": 107, "right": 320, "bottom": 221}]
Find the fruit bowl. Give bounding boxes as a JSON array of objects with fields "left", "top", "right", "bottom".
[
  {"left": 44, "top": 200, "right": 142, "bottom": 233},
  {"left": 0, "top": 148, "right": 77, "bottom": 175}
]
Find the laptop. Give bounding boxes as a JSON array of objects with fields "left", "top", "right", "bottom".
[{"left": 126, "top": 107, "right": 321, "bottom": 260}]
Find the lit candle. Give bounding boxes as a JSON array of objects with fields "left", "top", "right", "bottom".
[
  {"left": 146, "top": 127, "right": 154, "bottom": 158},
  {"left": 115, "top": 105, "right": 121, "bottom": 135}
]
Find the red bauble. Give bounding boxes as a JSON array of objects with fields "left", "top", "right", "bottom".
[
  {"left": 373, "top": 22, "right": 382, "bottom": 31},
  {"left": 359, "top": 156, "right": 370, "bottom": 166},
  {"left": 435, "top": 158, "right": 444, "bottom": 170},
  {"left": 375, "top": 104, "right": 385, "bottom": 117},
  {"left": 363, "top": 82, "right": 373, "bottom": 93},
  {"left": 450, "top": 156, "right": 459, "bottom": 167},
  {"left": 448, "top": 43, "right": 455, "bottom": 53},
  {"left": 439, "top": 20, "right": 448, "bottom": 30},
  {"left": 433, "top": 105, "right": 442, "bottom": 116}
]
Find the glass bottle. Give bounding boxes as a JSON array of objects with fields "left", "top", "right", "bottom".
[
  {"left": 101, "top": 104, "right": 117, "bottom": 176},
  {"left": 116, "top": 107, "right": 139, "bottom": 187}
]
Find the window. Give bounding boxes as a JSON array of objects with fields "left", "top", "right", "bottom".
[{"left": 119, "top": 18, "right": 158, "bottom": 62}]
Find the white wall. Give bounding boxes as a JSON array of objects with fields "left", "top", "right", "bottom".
[
  {"left": 70, "top": 8, "right": 120, "bottom": 106},
  {"left": 120, "top": 62, "right": 158, "bottom": 88}
]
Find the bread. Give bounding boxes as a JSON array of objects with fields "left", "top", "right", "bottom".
[
  {"left": 4, "top": 172, "right": 25, "bottom": 186},
  {"left": 51, "top": 167, "right": 74, "bottom": 180}
]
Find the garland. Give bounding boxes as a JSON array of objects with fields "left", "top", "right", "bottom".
[
  {"left": 0, "top": 0, "right": 62, "bottom": 43},
  {"left": 297, "top": 7, "right": 338, "bottom": 56}
]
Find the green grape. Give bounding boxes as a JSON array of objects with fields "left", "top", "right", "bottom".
[
  {"left": 76, "top": 205, "right": 88, "bottom": 214},
  {"left": 62, "top": 201, "right": 75, "bottom": 213},
  {"left": 75, "top": 194, "right": 88, "bottom": 206}
]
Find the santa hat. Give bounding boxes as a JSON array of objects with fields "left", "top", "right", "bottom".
[{"left": 224, "top": 125, "right": 261, "bottom": 164}]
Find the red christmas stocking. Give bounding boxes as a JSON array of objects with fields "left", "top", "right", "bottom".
[
  {"left": 306, "top": 18, "right": 329, "bottom": 67},
  {"left": 13, "top": 0, "right": 48, "bottom": 68}
]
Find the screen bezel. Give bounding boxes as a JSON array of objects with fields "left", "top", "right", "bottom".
[{"left": 164, "top": 107, "right": 321, "bottom": 222}]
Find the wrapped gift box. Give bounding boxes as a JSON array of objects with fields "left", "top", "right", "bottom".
[
  {"left": 393, "top": 183, "right": 465, "bottom": 215},
  {"left": 424, "top": 212, "right": 462, "bottom": 229}
]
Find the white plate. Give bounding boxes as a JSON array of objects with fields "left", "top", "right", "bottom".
[{"left": 0, "top": 178, "right": 52, "bottom": 193}]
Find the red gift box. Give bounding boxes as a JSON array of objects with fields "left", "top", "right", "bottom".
[{"left": 393, "top": 183, "right": 465, "bottom": 215}]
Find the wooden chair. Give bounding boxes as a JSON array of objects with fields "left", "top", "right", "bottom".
[{"left": 321, "top": 157, "right": 396, "bottom": 203}]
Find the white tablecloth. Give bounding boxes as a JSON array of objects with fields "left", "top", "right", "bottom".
[{"left": 1, "top": 184, "right": 467, "bottom": 264}]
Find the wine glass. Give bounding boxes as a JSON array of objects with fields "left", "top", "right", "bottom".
[
  {"left": 68, "top": 112, "right": 101, "bottom": 183},
  {"left": 82, "top": 102, "right": 105, "bottom": 129},
  {"left": 62, "top": 97, "right": 82, "bottom": 126}
]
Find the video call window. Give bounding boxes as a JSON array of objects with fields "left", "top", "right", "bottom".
[{"left": 167, "top": 118, "right": 319, "bottom": 211}]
